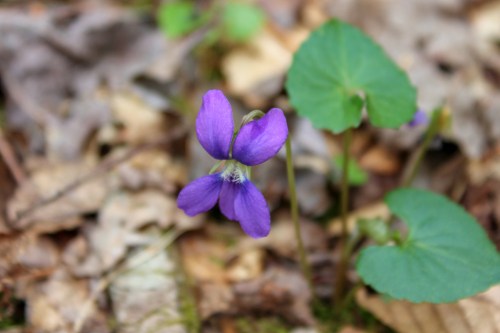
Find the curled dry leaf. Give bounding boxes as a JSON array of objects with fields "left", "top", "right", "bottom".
[
  {"left": 22, "top": 268, "right": 109, "bottom": 333},
  {"left": 357, "top": 286, "right": 500, "bottom": 333},
  {"left": 7, "top": 160, "right": 109, "bottom": 232},
  {"left": 64, "top": 189, "right": 196, "bottom": 277},
  {"left": 0, "top": 233, "right": 58, "bottom": 280},
  {"left": 222, "top": 27, "right": 308, "bottom": 105},
  {"left": 233, "top": 266, "right": 315, "bottom": 326},
  {"left": 107, "top": 90, "right": 167, "bottom": 145}
]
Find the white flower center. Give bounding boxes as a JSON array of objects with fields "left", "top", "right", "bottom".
[{"left": 221, "top": 160, "right": 249, "bottom": 183}]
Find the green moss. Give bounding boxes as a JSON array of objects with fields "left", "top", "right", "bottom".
[{"left": 313, "top": 296, "right": 395, "bottom": 333}]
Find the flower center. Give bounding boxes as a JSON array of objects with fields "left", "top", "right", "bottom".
[{"left": 220, "top": 160, "right": 250, "bottom": 183}]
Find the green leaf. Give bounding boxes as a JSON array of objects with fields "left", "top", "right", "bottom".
[
  {"left": 356, "top": 188, "right": 500, "bottom": 303},
  {"left": 157, "top": 1, "right": 200, "bottom": 38},
  {"left": 333, "top": 156, "right": 368, "bottom": 186},
  {"left": 286, "top": 19, "right": 417, "bottom": 133},
  {"left": 222, "top": 3, "right": 265, "bottom": 42}
]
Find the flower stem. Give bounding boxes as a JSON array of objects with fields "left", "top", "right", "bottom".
[
  {"left": 401, "top": 108, "right": 443, "bottom": 187},
  {"left": 333, "top": 128, "right": 353, "bottom": 310},
  {"left": 285, "top": 137, "right": 315, "bottom": 299}
]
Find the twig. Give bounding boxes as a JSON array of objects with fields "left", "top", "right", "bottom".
[
  {"left": 12, "top": 126, "right": 187, "bottom": 223},
  {"left": 0, "top": 131, "right": 27, "bottom": 185}
]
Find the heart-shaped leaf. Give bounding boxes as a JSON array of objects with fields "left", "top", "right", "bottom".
[
  {"left": 356, "top": 188, "right": 500, "bottom": 303},
  {"left": 286, "top": 19, "right": 417, "bottom": 133}
]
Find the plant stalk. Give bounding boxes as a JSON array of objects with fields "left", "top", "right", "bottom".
[
  {"left": 333, "top": 128, "right": 353, "bottom": 309},
  {"left": 285, "top": 137, "right": 315, "bottom": 299},
  {"left": 401, "top": 108, "right": 443, "bottom": 187}
]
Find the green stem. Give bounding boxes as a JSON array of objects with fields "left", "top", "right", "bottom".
[
  {"left": 333, "top": 128, "right": 353, "bottom": 309},
  {"left": 401, "top": 108, "right": 443, "bottom": 187},
  {"left": 285, "top": 137, "right": 315, "bottom": 299}
]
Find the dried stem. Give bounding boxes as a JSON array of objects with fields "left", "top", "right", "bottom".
[
  {"left": 0, "top": 131, "right": 27, "bottom": 185},
  {"left": 285, "top": 137, "right": 315, "bottom": 299},
  {"left": 333, "top": 127, "right": 353, "bottom": 309}
]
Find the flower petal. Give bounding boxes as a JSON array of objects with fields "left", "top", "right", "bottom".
[
  {"left": 177, "top": 173, "right": 222, "bottom": 216},
  {"left": 219, "top": 180, "right": 238, "bottom": 221},
  {"left": 196, "top": 90, "right": 234, "bottom": 160},
  {"left": 408, "top": 109, "right": 428, "bottom": 127},
  {"left": 232, "top": 108, "right": 288, "bottom": 166},
  {"left": 234, "top": 180, "right": 271, "bottom": 238}
]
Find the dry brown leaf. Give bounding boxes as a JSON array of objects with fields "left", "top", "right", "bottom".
[
  {"left": 109, "top": 242, "right": 186, "bottom": 333},
  {"left": 233, "top": 266, "right": 315, "bottom": 326},
  {"left": 108, "top": 90, "right": 167, "bottom": 145},
  {"left": 359, "top": 145, "right": 401, "bottom": 175},
  {"left": 7, "top": 160, "right": 108, "bottom": 232},
  {"left": 328, "top": 202, "right": 389, "bottom": 236},
  {"left": 222, "top": 27, "right": 307, "bottom": 105},
  {"left": 64, "top": 189, "right": 189, "bottom": 277},
  {"left": 225, "top": 247, "right": 265, "bottom": 283},
  {"left": 338, "top": 326, "right": 369, "bottom": 333},
  {"left": 116, "top": 149, "right": 187, "bottom": 192},
  {"left": 357, "top": 286, "right": 500, "bottom": 333},
  {"left": 179, "top": 231, "right": 229, "bottom": 283},
  {"left": 257, "top": 213, "right": 328, "bottom": 259},
  {"left": 0, "top": 233, "right": 58, "bottom": 280},
  {"left": 22, "top": 268, "right": 109, "bottom": 333},
  {"left": 467, "top": 150, "right": 500, "bottom": 185}
]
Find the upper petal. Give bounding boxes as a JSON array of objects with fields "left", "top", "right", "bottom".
[
  {"left": 232, "top": 108, "right": 288, "bottom": 166},
  {"left": 177, "top": 173, "right": 223, "bottom": 216},
  {"left": 219, "top": 180, "right": 239, "bottom": 221},
  {"left": 196, "top": 90, "right": 234, "bottom": 160},
  {"left": 234, "top": 180, "right": 271, "bottom": 238}
]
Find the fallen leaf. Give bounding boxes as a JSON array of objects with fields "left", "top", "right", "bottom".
[
  {"left": 109, "top": 238, "right": 186, "bottom": 333},
  {"left": 222, "top": 28, "right": 306, "bottom": 104},
  {"left": 357, "top": 286, "right": 500, "bottom": 333},
  {"left": 359, "top": 145, "right": 401, "bottom": 175},
  {"left": 328, "top": 202, "right": 389, "bottom": 236},
  {"left": 22, "top": 268, "right": 109, "bottom": 333},
  {"left": 65, "top": 189, "right": 183, "bottom": 276},
  {"left": 7, "top": 160, "right": 108, "bottom": 232},
  {"left": 233, "top": 265, "right": 315, "bottom": 326}
]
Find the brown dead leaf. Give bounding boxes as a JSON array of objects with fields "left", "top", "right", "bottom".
[
  {"left": 226, "top": 247, "right": 265, "bottom": 283},
  {"left": 108, "top": 90, "right": 167, "bottom": 145},
  {"left": 22, "top": 268, "right": 109, "bottom": 333},
  {"left": 357, "top": 286, "right": 500, "bottom": 333},
  {"left": 178, "top": 231, "right": 229, "bottom": 283},
  {"left": 233, "top": 266, "right": 315, "bottom": 326},
  {"left": 328, "top": 202, "right": 389, "bottom": 236},
  {"left": 109, "top": 242, "right": 186, "bottom": 333},
  {"left": 258, "top": 213, "right": 328, "bottom": 259},
  {"left": 64, "top": 189, "right": 187, "bottom": 277},
  {"left": 0, "top": 233, "right": 58, "bottom": 281},
  {"left": 222, "top": 27, "right": 307, "bottom": 105},
  {"left": 7, "top": 160, "right": 108, "bottom": 232},
  {"left": 359, "top": 145, "right": 401, "bottom": 175}
]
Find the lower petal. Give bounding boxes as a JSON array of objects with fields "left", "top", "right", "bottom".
[
  {"left": 177, "top": 173, "right": 222, "bottom": 216},
  {"left": 219, "top": 181, "right": 239, "bottom": 221},
  {"left": 234, "top": 180, "right": 271, "bottom": 238}
]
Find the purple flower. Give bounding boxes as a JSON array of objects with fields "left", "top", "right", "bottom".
[
  {"left": 177, "top": 90, "right": 288, "bottom": 238},
  {"left": 408, "top": 109, "right": 428, "bottom": 127}
]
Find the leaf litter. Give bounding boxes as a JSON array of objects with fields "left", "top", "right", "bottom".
[{"left": 0, "top": 0, "right": 499, "bottom": 332}]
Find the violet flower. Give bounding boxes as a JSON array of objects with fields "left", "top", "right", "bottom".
[
  {"left": 177, "top": 90, "right": 288, "bottom": 238},
  {"left": 408, "top": 109, "right": 428, "bottom": 127}
]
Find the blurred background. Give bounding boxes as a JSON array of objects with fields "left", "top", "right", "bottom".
[{"left": 0, "top": 0, "right": 499, "bottom": 332}]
